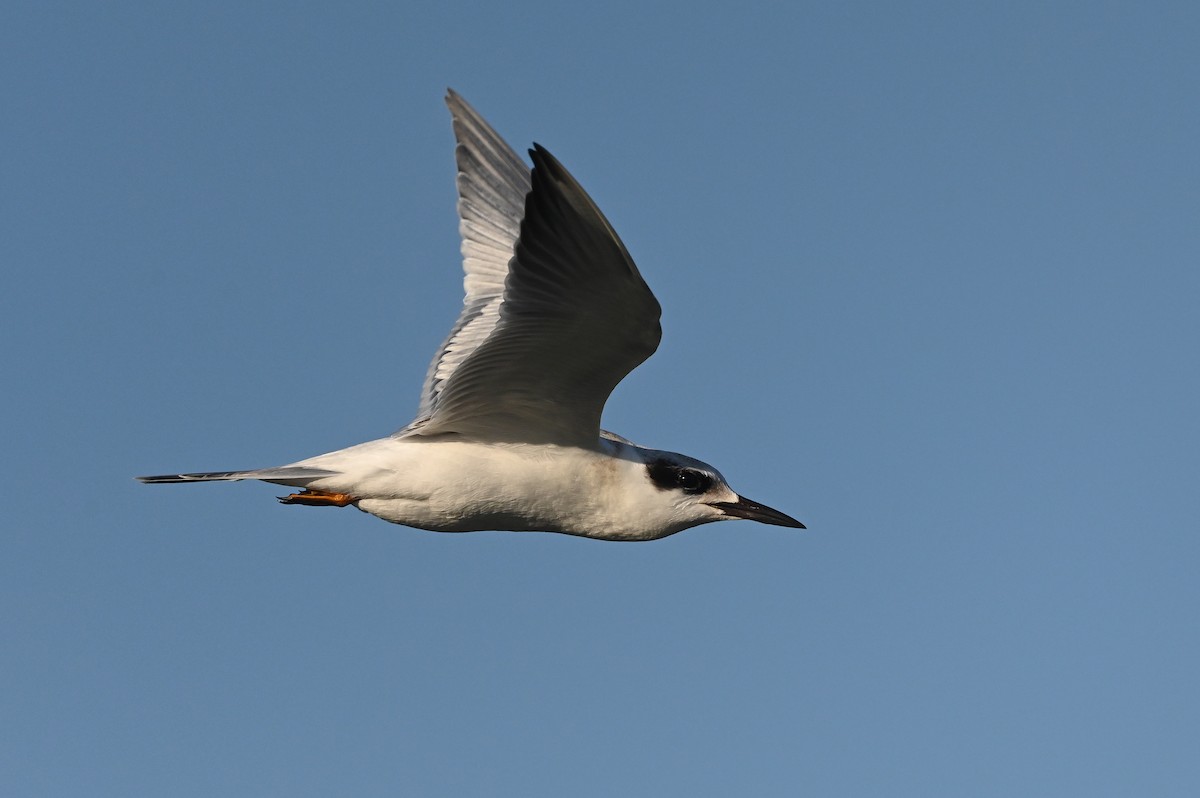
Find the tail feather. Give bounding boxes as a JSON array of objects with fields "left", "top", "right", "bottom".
[{"left": 136, "top": 466, "right": 338, "bottom": 484}]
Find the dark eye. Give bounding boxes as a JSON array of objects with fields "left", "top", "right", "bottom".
[
  {"left": 675, "top": 469, "right": 710, "bottom": 494},
  {"left": 646, "top": 460, "right": 713, "bottom": 494}
]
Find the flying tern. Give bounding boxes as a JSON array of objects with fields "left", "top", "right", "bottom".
[{"left": 138, "top": 90, "right": 804, "bottom": 541}]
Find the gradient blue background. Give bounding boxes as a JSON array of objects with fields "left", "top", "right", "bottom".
[{"left": 4, "top": 2, "right": 1198, "bottom": 795}]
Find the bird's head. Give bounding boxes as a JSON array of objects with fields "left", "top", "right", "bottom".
[{"left": 633, "top": 449, "right": 805, "bottom": 537}]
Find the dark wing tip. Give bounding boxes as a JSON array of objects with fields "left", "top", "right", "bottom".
[{"left": 528, "top": 143, "right": 566, "bottom": 177}]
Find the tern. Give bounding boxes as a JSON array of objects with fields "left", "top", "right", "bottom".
[{"left": 138, "top": 90, "right": 804, "bottom": 541}]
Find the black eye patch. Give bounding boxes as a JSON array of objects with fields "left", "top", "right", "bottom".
[{"left": 646, "top": 459, "right": 713, "bottom": 495}]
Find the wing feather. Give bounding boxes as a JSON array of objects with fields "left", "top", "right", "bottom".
[
  {"left": 413, "top": 141, "right": 662, "bottom": 446},
  {"left": 414, "top": 90, "right": 531, "bottom": 420}
]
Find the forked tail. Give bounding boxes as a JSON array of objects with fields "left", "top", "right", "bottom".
[{"left": 136, "top": 466, "right": 337, "bottom": 484}]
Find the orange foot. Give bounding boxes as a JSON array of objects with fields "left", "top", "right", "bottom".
[{"left": 278, "top": 489, "right": 357, "bottom": 507}]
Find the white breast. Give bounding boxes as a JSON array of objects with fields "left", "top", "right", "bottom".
[{"left": 290, "top": 436, "right": 698, "bottom": 540}]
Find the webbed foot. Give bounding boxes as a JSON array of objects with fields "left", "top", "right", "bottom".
[{"left": 278, "top": 489, "right": 356, "bottom": 507}]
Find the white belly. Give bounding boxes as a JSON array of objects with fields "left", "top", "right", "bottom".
[{"left": 288, "top": 436, "right": 669, "bottom": 540}]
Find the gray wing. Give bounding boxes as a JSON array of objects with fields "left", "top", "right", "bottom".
[
  {"left": 414, "top": 90, "right": 532, "bottom": 421},
  {"left": 408, "top": 95, "right": 661, "bottom": 447}
]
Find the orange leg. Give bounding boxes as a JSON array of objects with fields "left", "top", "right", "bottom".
[{"left": 277, "top": 489, "right": 357, "bottom": 507}]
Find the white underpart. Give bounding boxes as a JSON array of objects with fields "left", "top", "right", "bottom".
[{"left": 284, "top": 436, "right": 737, "bottom": 541}]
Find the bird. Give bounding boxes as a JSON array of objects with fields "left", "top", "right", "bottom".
[{"left": 137, "top": 90, "right": 804, "bottom": 541}]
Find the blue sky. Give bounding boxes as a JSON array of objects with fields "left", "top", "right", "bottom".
[{"left": 3, "top": 2, "right": 1198, "bottom": 795}]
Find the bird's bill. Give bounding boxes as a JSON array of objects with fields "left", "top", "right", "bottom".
[{"left": 708, "top": 497, "right": 806, "bottom": 528}]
